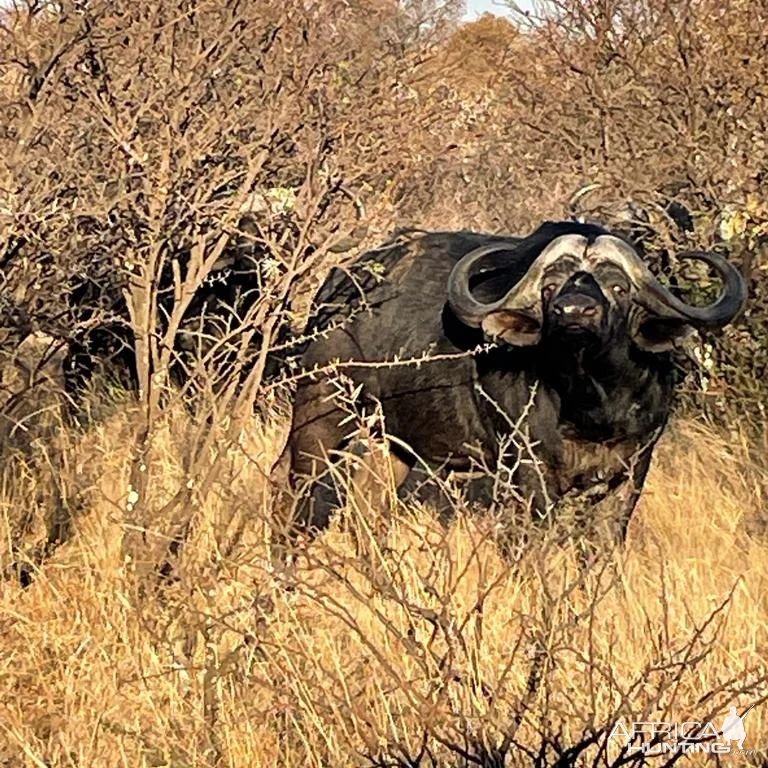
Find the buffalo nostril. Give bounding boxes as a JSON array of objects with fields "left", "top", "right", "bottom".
[
  {"left": 552, "top": 299, "right": 600, "bottom": 318},
  {"left": 558, "top": 303, "right": 586, "bottom": 316}
]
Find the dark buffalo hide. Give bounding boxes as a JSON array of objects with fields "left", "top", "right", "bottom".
[{"left": 279, "top": 220, "right": 746, "bottom": 544}]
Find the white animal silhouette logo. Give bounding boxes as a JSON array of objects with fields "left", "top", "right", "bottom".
[{"left": 721, "top": 705, "right": 755, "bottom": 751}]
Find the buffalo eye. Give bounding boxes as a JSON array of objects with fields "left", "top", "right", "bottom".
[
  {"left": 542, "top": 282, "right": 558, "bottom": 298},
  {"left": 611, "top": 284, "right": 628, "bottom": 297}
]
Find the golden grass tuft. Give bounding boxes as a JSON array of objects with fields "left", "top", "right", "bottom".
[{"left": 1, "top": 405, "right": 767, "bottom": 766}]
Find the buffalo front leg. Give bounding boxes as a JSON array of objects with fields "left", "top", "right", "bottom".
[
  {"left": 585, "top": 434, "right": 660, "bottom": 548},
  {"left": 291, "top": 437, "right": 412, "bottom": 553},
  {"left": 612, "top": 439, "right": 656, "bottom": 543},
  {"left": 276, "top": 420, "right": 411, "bottom": 555},
  {"left": 343, "top": 440, "right": 412, "bottom": 558},
  {"left": 274, "top": 438, "right": 411, "bottom": 563},
  {"left": 486, "top": 452, "right": 562, "bottom": 560},
  {"left": 269, "top": 376, "right": 351, "bottom": 564},
  {"left": 568, "top": 438, "right": 658, "bottom": 565}
]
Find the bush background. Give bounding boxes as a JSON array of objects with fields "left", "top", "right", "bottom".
[{"left": 1, "top": 1, "right": 767, "bottom": 765}]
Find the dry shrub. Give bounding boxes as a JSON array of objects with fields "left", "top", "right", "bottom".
[
  {"left": 1, "top": 410, "right": 767, "bottom": 766},
  {"left": 0, "top": 0, "right": 472, "bottom": 574}
]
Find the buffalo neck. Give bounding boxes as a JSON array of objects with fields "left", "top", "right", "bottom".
[{"left": 537, "top": 339, "right": 675, "bottom": 441}]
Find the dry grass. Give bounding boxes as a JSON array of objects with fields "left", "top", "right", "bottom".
[{"left": 1, "top": 399, "right": 767, "bottom": 767}]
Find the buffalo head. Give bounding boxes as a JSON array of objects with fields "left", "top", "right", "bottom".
[{"left": 447, "top": 224, "right": 746, "bottom": 354}]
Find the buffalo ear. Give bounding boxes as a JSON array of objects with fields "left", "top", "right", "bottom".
[
  {"left": 633, "top": 316, "right": 696, "bottom": 353},
  {"left": 481, "top": 309, "right": 542, "bottom": 346}
]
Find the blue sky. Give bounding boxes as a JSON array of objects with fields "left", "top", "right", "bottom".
[{"left": 462, "top": 0, "right": 516, "bottom": 19}]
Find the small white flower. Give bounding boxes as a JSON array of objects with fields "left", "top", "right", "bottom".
[
  {"left": 127, "top": 487, "right": 140, "bottom": 510},
  {"left": 261, "top": 257, "right": 281, "bottom": 278}
]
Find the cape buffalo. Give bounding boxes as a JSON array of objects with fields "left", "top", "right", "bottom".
[{"left": 278, "top": 220, "right": 746, "bottom": 543}]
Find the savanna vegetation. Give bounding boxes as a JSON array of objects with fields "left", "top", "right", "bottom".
[{"left": 0, "top": 0, "right": 767, "bottom": 765}]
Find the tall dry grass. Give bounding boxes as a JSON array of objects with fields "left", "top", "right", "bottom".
[{"left": 0, "top": 395, "right": 767, "bottom": 767}]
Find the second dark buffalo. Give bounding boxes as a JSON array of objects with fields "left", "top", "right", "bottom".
[{"left": 279, "top": 220, "right": 746, "bottom": 543}]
